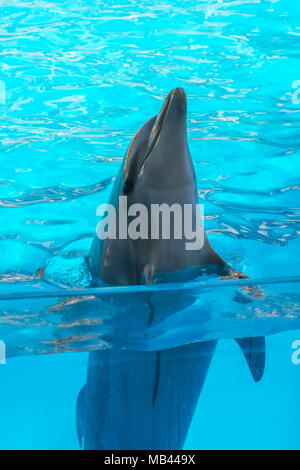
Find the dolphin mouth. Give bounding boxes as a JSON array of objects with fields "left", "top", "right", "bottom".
[
  {"left": 123, "top": 88, "right": 187, "bottom": 190},
  {"left": 137, "top": 87, "right": 186, "bottom": 173},
  {"left": 149, "top": 92, "right": 172, "bottom": 145},
  {"left": 148, "top": 87, "right": 186, "bottom": 150}
]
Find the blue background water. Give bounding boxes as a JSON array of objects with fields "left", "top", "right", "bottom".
[{"left": 0, "top": 0, "right": 299, "bottom": 449}]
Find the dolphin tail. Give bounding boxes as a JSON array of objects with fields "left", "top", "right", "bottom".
[
  {"left": 76, "top": 384, "right": 86, "bottom": 448},
  {"left": 235, "top": 336, "right": 265, "bottom": 382}
]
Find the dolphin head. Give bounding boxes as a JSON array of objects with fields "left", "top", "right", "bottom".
[
  {"left": 122, "top": 87, "right": 196, "bottom": 197},
  {"left": 89, "top": 88, "right": 227, "bottom": 285}
]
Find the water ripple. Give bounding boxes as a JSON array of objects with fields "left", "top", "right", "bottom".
[
  {"left": 0, "top": 177, "right": 114, "bottom": 207},
  {"left": 0, "top": 0, "right": 299, "bottom": 355}
]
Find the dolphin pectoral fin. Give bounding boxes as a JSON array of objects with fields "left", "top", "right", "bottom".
[
  {"left": 76, "top": 384, "right": 86, "bottom": 448},
  {"left": 221, "top": 270, "right": 265, "bottom": 381},
  {"left": 235, "top": 336, "right": 265, "bottom": 382}
]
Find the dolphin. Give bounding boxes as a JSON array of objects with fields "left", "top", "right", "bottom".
[{"left": 77, "top": 88, "right": 265, "bottom": 450}]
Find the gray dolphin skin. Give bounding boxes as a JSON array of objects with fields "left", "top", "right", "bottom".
[{"left": 77, "top": 88, "right": 265, "bottom": 450}]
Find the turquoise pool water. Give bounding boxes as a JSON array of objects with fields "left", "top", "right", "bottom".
[{"left": 0, "top": 0, "right": 299, "bottom": 450}]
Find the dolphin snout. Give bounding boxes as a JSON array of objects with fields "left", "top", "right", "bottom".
[
  {"left": 165, "top": 87, "right": 187, "bottom": 117},
  {"left": 165, "top": 87, "right": 187, "bottom": 122},
  {"left": 169, "top": 87, "right": 186, "bottom": 110},
  {"left": 149, "top": 87, "right": 187, "bottom": 146}
]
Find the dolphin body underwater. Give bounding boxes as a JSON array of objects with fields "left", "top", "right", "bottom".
[{"left": 76, "top": 88, "right": 265, "bottom": 450}]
